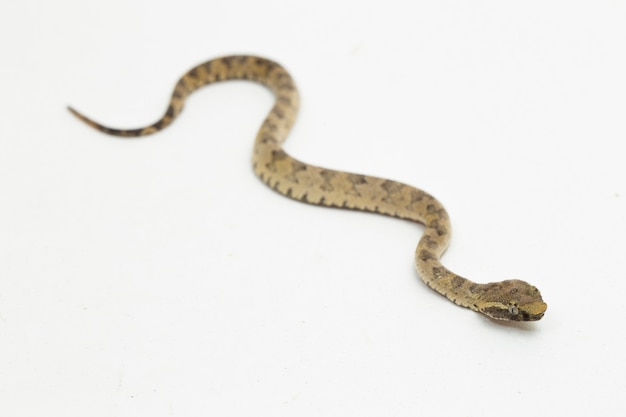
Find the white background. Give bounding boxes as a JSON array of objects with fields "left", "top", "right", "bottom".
[{"left": 1, "top": 1, "right": 625, "bottom": 416}]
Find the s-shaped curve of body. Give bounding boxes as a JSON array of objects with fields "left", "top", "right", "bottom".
[{"left": 69, "top": 55, "right": 547, "bottom": 322}]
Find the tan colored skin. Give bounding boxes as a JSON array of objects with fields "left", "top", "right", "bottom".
[{"left": 69, "top": 55, "right": 547, "bottom": 322}]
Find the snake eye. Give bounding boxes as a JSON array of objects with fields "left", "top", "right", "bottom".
[{"left": 508, "top": 303, "right": 519, "bottom": 316}]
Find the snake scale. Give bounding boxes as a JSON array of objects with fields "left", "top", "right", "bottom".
[{"left": 69, "top": 55, "right": 547, "bottom": 322}]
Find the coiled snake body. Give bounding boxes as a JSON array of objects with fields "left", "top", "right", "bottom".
[{"left": 69, "top": 55, "right": 547, "bottom": 321}]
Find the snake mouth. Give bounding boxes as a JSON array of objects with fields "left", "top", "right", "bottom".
[
  {"left": 481, "top": 301, "right": 547, "bottom": 321},
  {"left": 510, "top": 310, "right": 545, "bottom": 321}
]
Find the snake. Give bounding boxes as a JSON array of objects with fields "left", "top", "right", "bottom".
[{"left": 68, "top": 55, "right": 547, "bottom": 322}]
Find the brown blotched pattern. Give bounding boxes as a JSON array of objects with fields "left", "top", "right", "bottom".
[{"left": 69, "top": 55, "right": 547, "bottom": 322}]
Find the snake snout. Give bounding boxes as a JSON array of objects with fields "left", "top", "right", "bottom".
[{"left": 517, "top": 301, "right": 547, "bottom": 321}]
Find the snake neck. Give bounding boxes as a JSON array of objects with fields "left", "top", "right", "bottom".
[{"left": 414, "top": 219, "right": 486, "bottom": 311}]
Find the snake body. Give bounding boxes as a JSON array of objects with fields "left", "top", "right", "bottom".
[{"left": 69, "top": 55, "right": 546, "bottom": 321}]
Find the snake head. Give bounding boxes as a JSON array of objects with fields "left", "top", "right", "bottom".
[{"left": 477, "top": 279, "right": 547, "bottom": 321}]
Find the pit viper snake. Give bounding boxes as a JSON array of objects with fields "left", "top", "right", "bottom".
[{"left": 69, "top": 55, "right": 547, "bottom": 321}]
